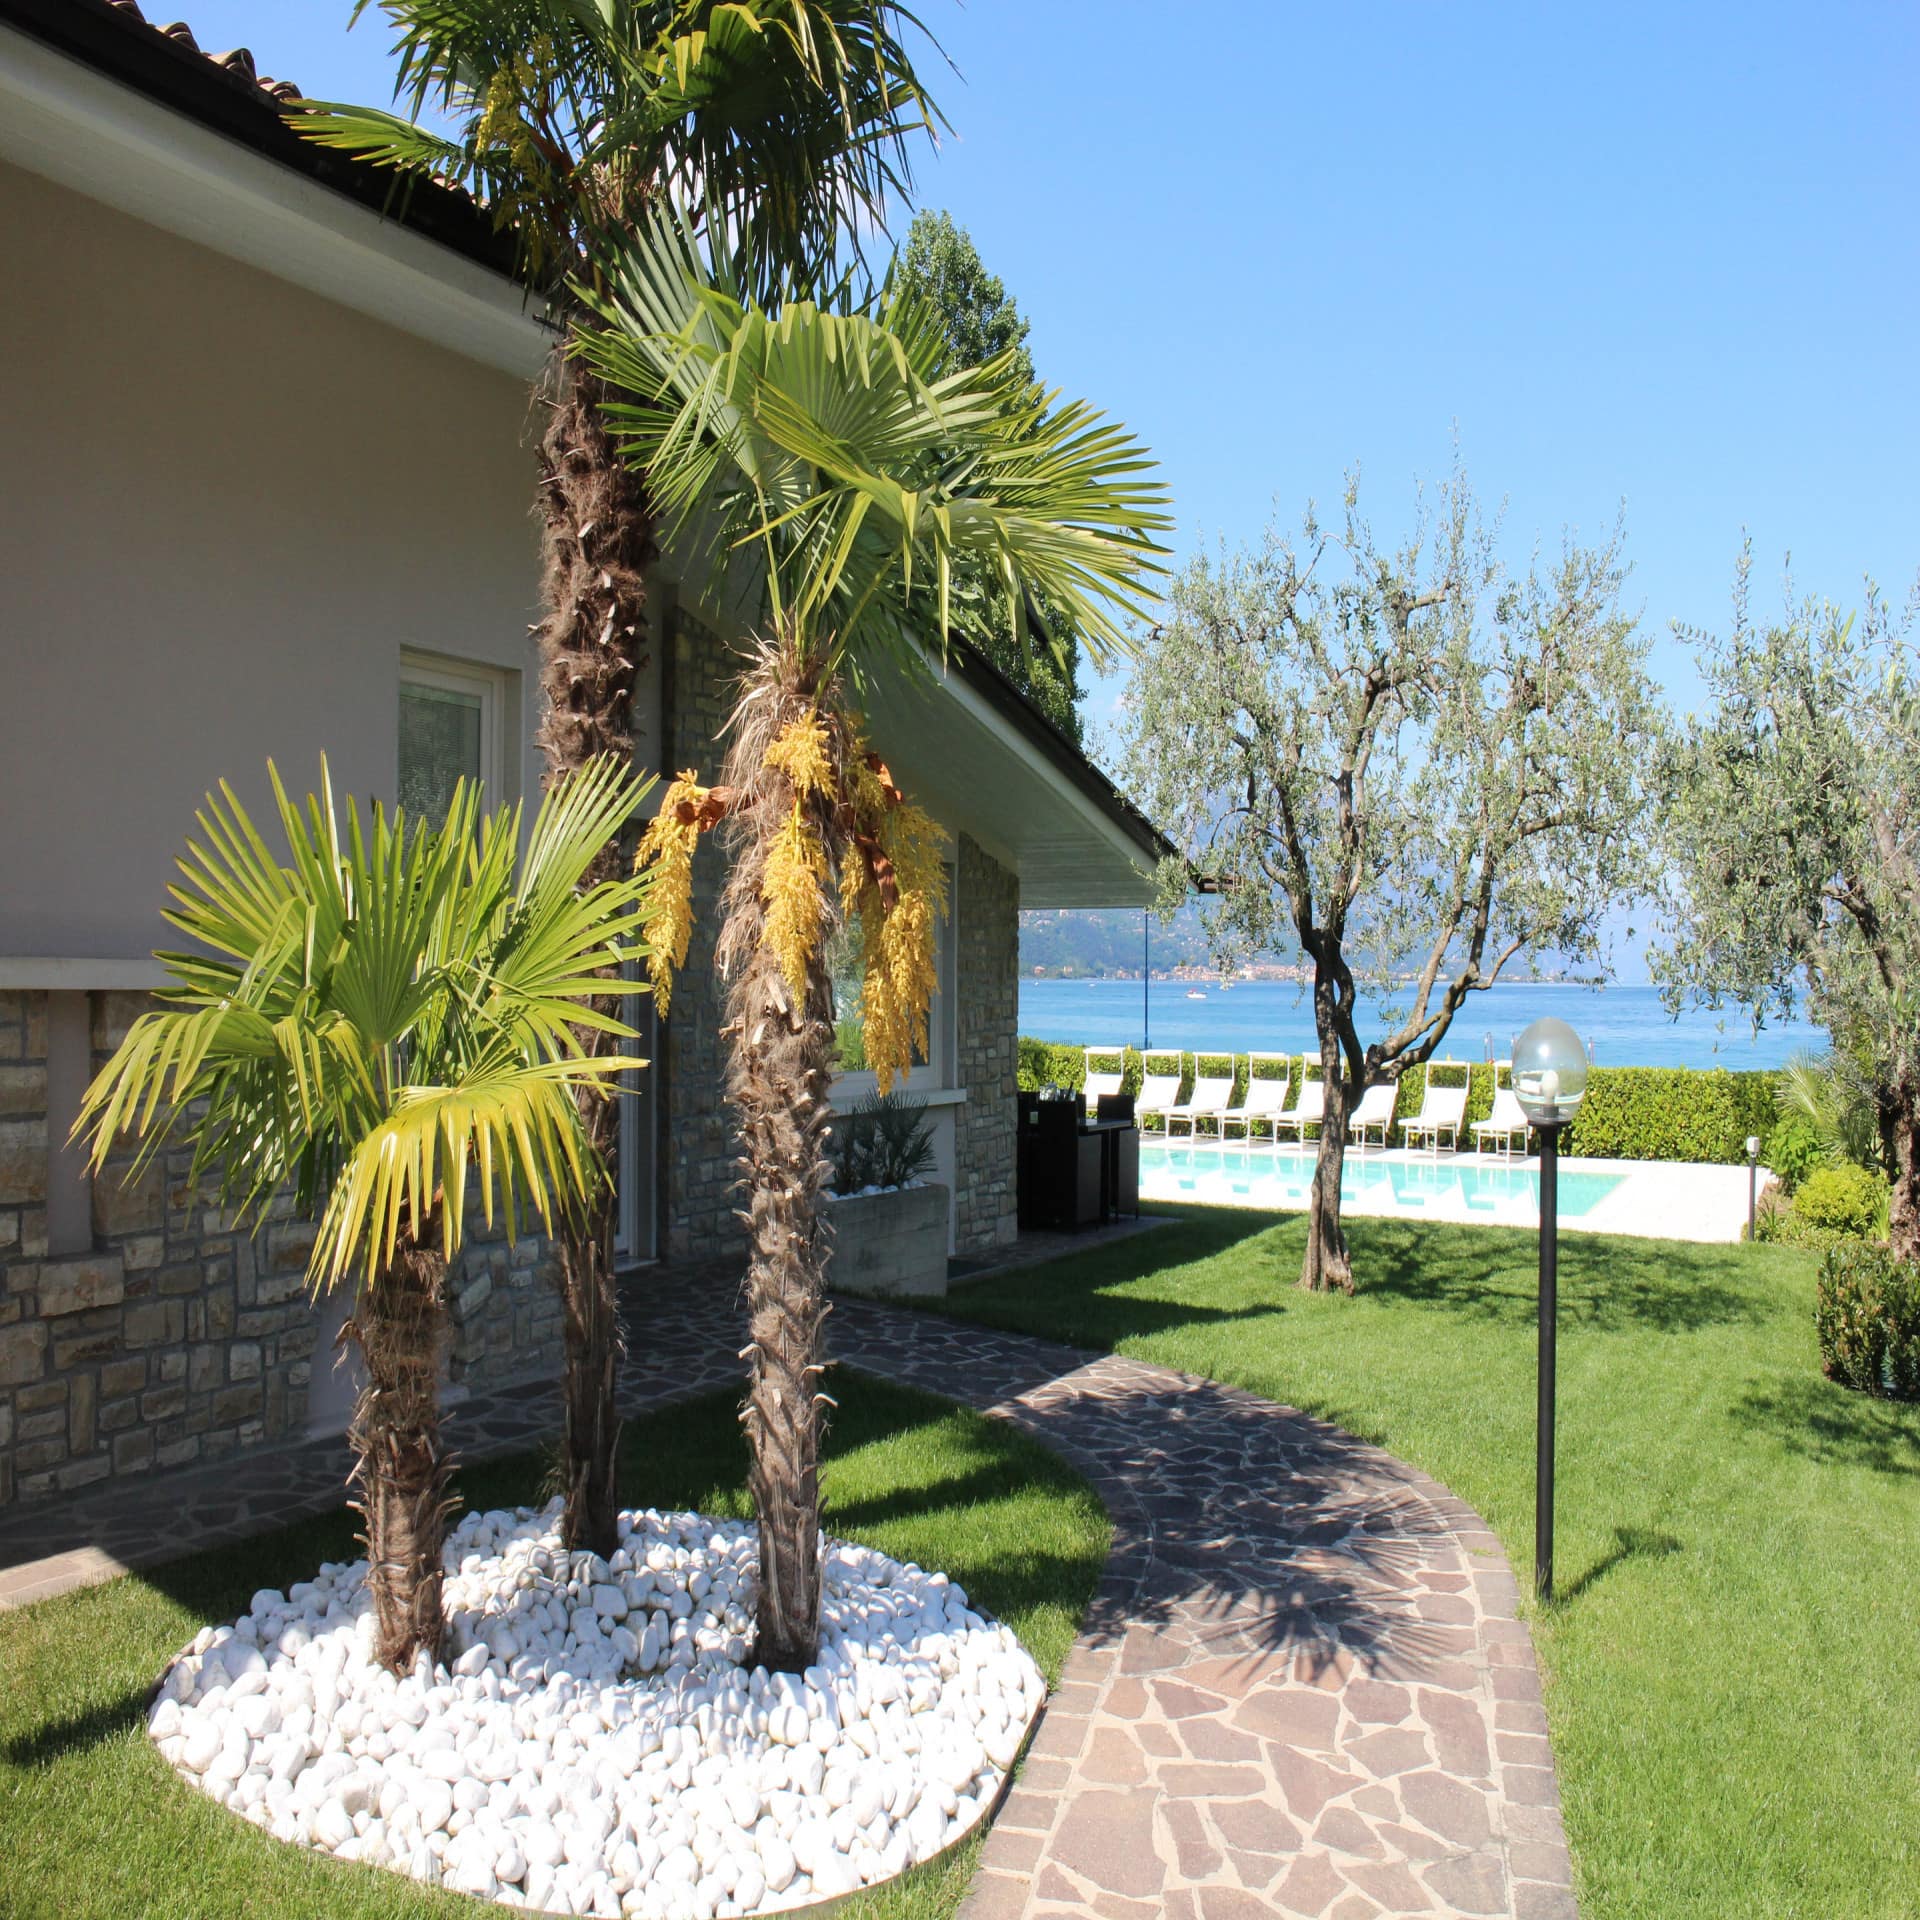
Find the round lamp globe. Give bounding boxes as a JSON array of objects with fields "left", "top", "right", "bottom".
[{"left": 1513, "top": 1017, "right": 1588, "bottom": 1126}]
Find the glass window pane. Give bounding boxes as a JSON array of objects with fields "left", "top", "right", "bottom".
[{"left": 399, "top": 681, "right": 484, "bottom": 824}]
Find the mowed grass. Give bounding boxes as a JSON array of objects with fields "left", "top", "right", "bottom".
[
  {"left": 0, "top": 1371, "right": 1107, "bottom": 1920},
  {"left": 923, "top": 1206, "right": 1920, "bottom": 1920}
]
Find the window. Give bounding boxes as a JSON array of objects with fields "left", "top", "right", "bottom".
[{"left": 399, "top": 653, "right": 513, "bottom": 820}]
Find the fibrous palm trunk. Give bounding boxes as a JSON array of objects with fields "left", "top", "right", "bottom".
[
  {"left": 346, "top": 1222, "right": 453, "bottom": 1674},
  {"left": 719, "top": 638, "right": 839, "bottom": 1673},
  {"left": 1301, "top": 995, "right": 1356, "bottom": 1294},
  {"left": 534, "top": 335, "right": 657, "bottom": 1559}
]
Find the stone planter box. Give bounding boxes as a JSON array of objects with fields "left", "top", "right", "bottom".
[{"left": 827, "top": 1182, "right": 950, "bottom": 1298}]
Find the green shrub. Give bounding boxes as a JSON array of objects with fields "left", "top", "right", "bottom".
[
  {"left": 1815, "top": 1243, "right": 1920, "bottom": 1398},
  {"left": 1015, "top": 1043, "right": 1778, "bottom": 1165},
  {"left": 1561, "top": 1067, "right": 1778, "bottom": 1164},
  {"left": 1794, "top": 1164, "right": 1889, "bottom": 1240},
  {"left": 1762, "top": 1110, "right": 1824, "bottom": 1195}
]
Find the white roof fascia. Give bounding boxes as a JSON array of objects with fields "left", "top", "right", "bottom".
[{"left": 0, "top": 23, "right": 551, "bottom": 379}]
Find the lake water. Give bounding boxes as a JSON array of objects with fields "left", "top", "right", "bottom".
[{"left": 1019, "top": 977, "right": 1821, "bottom": 1070}]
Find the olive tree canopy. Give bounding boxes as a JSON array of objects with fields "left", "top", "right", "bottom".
[
  {"left": 1121, "top": 471, "right": 1661, "bottom": 1291},
  {"left": 1655, "top": 550, "right": 1920, "bottom": 1257}
]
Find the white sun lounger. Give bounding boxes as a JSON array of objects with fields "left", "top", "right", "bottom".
[
  {"left": 1083, "top": 1050, "right": 1125, "bottom": 1116},
  {"left": 1165, "top": 1068, "right": 1237, "bottom": 1139},
  {"left": 1135, "top": 1053, "right": 1185, "bottom": 1132},
  {"left": 1400, "top": 1079, "right": 1468, "bottom": 1153},
  {"left": 1347, "top": 1081, "right": 1399, "bottom": 1149},
  {"left": 1472, "top": 1070, "right": 1532, "bottom": 1157},
  {"left": 1271, "top": 1077, "right": 1327, "bottom": 1143},
  {"left": 1221, "top": 1056, "right": 1292, "bottom": 1142}
]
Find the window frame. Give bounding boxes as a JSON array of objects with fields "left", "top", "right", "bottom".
[{"left": 398, "top": 648, "right": 517, "bottom": 813}]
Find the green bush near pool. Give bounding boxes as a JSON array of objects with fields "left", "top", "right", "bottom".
[{"left": 1018, "top": 1038, "right": 1778, "bottom": 1163}]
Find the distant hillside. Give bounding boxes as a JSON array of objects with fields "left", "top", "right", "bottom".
[{"left": 1020, "top": 905, "right": 1294, "bottom": 978}]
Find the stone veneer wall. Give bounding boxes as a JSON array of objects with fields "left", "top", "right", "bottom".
[
  {"left": 0, "top": 989, "right": 564, "bottom": 1510},
  {"left": 952, "top": 835, "right": 1020, "bottom": 1257},
  {"left": 662, "top": 605, "right": 741, "bottom": 1265}
]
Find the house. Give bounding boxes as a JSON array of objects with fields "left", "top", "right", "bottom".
[{"left": 0, "top": 0, "right": 1166, "bottom": 1510}]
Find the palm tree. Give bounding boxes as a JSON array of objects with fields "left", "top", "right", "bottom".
[
  {"left": 75, "top": 757, "right": 654, "bottom": 1671},
  {"left": 585, "top": 213, "right": 1170, "bottom": 1669},
  {"left": 293, "top": 1, "right": 945, "bottom": 1557}
]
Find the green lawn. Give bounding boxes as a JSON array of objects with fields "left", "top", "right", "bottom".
[
  {"left": 0, "top": 1372, "right": 1107, "bottom": 1920},
  {"left": 924, "top": 1206, "right": 1920, "bottom": 1920}
]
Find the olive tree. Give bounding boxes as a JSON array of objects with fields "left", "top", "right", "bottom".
[
  {"left": 1121, "top": 472, "right": 1661, "bottom": 1291},
  {"left": 1655, "top": 550, "right": 1920, "bottom": 1258}
]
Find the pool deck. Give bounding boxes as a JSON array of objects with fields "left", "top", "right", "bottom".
[{"left": 1142, "top": 1143, "right": 1770, "bottom": 1245}]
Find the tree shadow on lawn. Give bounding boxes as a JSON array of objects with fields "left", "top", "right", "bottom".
[
  {"left": 1728, "top": 1371, "right": 1920, "bottom": 1479},
  {"left": 1346, "top": 1217, "right": 1772, "bottom": 1337}
]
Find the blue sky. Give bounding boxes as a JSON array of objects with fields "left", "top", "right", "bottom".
[{"left": 181, "top": 0, "right": 1918, "bottom": 736}]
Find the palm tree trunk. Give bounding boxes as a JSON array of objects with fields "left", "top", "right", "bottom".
[
  {"left": 346, "top": 1223, "right": 452, "bottom": 1674},
  {"left": 719, "top": 640, "right": 839, "bottom": 1673},
  {"left": 1301, "top": 1003, "right": 1356, "bottom": 1293},
  {"left": 535, "top": 334, "right": 657, "bottom": 1558}
]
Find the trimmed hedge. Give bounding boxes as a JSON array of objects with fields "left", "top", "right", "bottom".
[
  {"left": 1559, "top": 1067, "right": 1778, "bottom": 1166},
  {"left": 1017, "top": 1040, "right": 1781, "bottom": 1164},
  {"left": 1816, "top": 1243, "right": 1920, "bottom": 1398}
]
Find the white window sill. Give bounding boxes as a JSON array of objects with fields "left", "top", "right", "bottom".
[{"left": 830, "top": 1074, "right": 971, "bottom": 1110}]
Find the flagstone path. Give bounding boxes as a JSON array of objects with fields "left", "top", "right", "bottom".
[{"left": 1, "top": 1267, "right": 1575, "bottom": 1918}]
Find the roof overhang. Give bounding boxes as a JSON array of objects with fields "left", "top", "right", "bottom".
[
  {"left": 0, "top": 10, "right": 551, "bottom": 378},
  {"left": 858, "top": 648, "right": 1168, "bottom": 909}
]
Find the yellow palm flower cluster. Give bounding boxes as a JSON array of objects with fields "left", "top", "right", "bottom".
[
  {"left": 632, "top": 769, "right": 709, "bottom": 1017},
  {"left": 632, "top": 705, "right": 946, "bottom": 1091},
  {"left": 845, "top": 787, "right": 948, "bottom": 1094}
]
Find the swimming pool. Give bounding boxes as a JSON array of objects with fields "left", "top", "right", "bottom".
[{"left": 1142, "top": 1142, "right": 1628, "bottom": 1229}]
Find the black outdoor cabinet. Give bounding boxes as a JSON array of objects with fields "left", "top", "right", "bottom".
[
  {"left": 1017, "top": 1093, "right": 1105, "bottom": 1230},
  {"left": 1018, "top": 1092, "right": 1135, "bottom": 1230}
]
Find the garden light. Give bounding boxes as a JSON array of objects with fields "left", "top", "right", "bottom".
[
  {"left": 1513, "top": 1015, "right": 1589, "bottom": 1604},
  {"left": 1747, "top": 1134, "right": 1761, "bottom": 1239}
]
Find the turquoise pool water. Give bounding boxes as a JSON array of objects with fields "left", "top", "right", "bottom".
[{"left": 1142, "top": 1143, "right": 1627, "bottom": 1224}]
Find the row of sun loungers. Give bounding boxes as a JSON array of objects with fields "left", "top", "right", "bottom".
[{"left": 1082, "top": 1051, "right": 1534, "bottom": 1155}]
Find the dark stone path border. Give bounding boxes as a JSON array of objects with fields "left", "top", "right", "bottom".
[{"left": 1, "top": 1266, "right": 1575, "bottom": 1918}]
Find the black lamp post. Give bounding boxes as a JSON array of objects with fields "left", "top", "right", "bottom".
[
  {"left": 1746, "top": 1134, "right": 1761, "bottom": 1240},
  {"left": 1513, "top": 1015, "right": 1589, "bottom": 1604}
]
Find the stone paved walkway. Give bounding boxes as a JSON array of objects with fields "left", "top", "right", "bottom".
[{"left": 1, "top": 1266, "right": 1576, "bottom": 1918}]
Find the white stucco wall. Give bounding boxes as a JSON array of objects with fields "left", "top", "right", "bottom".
[{"left": 0, "top": 161, "right": 543, "bottom": 964}]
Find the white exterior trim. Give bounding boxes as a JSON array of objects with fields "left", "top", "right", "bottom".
[{"left": 0, "top": 23, "right": 551, "bottom": 378}]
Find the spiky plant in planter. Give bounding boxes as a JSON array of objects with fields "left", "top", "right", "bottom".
[
  {"left": 75, "top": 757, "right": 654, "bottom": 1670},
  {"left": 589, "top": 209, "right": 1169, "bottom": 1668}
]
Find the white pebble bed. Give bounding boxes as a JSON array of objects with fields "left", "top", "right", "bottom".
[{"left": 147, "top": 1501, "right": 1046, "bottom": 1917}]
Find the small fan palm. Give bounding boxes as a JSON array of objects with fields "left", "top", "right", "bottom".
[
  {"left": 588, "top": 210, "right": 1170, "bottom": 1668},
  {"left": 292, "top": 2, "right": 946, "bottom": 1555},
  {"left": 76, "top": 755, "right": 655, "bottom": 1671}
]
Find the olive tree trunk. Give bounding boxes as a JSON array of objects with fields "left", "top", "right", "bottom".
[
  {"left": 534, "top": 336, "right": 657, "bottom": 1559},
  {"left": 1301, "top": 977, "right": 1357, "bottom": 1293},
  {"left": 346, "top": 1224, "right": 453, "bottom": 1675},
  {"left": 1879, "top": 1071, "right": 1920, "bottom": 1265}
]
